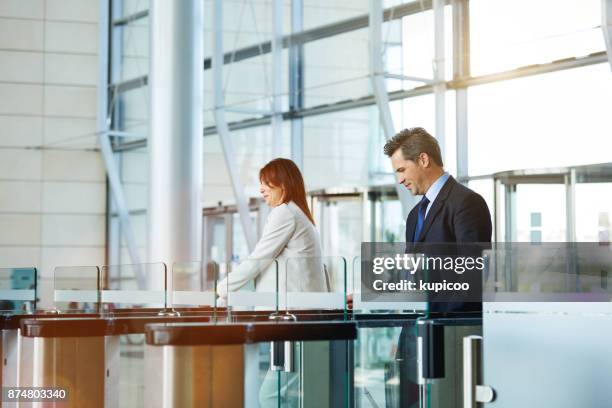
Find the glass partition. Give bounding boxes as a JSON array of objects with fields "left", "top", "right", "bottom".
[
  {"left": 281, "top": 256, "right": 347, "bottom": 314},
  {"left": 53, "top": 266, "right": 100, "bottom": 312},
  {"left": 483, "top": 243, "right": 612, "bottom": 304},
  {"left": 353, "top": 319, "right": 417, "bottom": 408},
  {"left": 171, "top": 261, "right": 218, "bottom": 308},
  {"left": 220, "top": 258, "right": 279, "bottom": 312},
  {"left": 0, "top": 267, "right": 37, "bottom": 313},
  {"left": 100, "top": 263, "right": 167, "bottom": 311},
  {"left": 481, "top": 243, "right": 612, "bottom": 407}
]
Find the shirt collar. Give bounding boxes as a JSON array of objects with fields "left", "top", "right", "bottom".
[{"left": 424, "top": 172, "right": 450, "bottom": 204}]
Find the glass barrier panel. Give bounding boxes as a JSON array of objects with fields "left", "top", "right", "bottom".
[
  {"left": 218, "top": 258, "right": 279, "bottom": 313},
  {"left": 0, "top": 267, "right": 37, "bottom": 313},
  {"left": 53, "top": 266, "right": 100, "bottom": 312},
  {"left": 266, "top": 340, "right": 353, "bottom": 408},
  {"left": 483, "top": 242, "right": 612, "bottom": 306},
  {"left": 353, "top": 321, "right": 409, "bottom": 407},
  {"left": 170, "top": 261, "right": 218, "bottom": 309},
  {"left": 481, "top": 243, "right": 612, "bottom": 406},
  {"left": 281, "top": 256, "right": 347, "bottom": 314},
  {"left": 100, "top": 263, "right": 167, "bottom": 311}
]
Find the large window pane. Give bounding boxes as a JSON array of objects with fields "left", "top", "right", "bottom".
[
  {"left": 303, "top": 0, "right": 368, "bottom": 31},
  {"left": 202, "top": 125, "right": 291, "bottom": 207},
  {"left": 468, "top": 64, "right": 612, "bottom": 176},
  {"left": 389, "top": 92, "right": 456, "bottom": 176},
  {"left": 203, "top": 0, "right": 292, "bottom": 59},
  {"left": 303, "top": 108, "right": 374, "bottom": 189},
  {"left": 121, "top": 0, "right": 149, "bottom": 16},
  {"left": 203, "top": 51, "right": 289, "bottom": 126},
  {"left": 304, "top": 28, "right": 369, "bottom": 107},
  {"left": 470, "top": 0, "right": 604, "bottom": 76},
  {"left": 119, "top": 16, "right": 149, "bottom": 82},
  {"left": 399, "top": 5, "right": 453, "bottom": 81}
]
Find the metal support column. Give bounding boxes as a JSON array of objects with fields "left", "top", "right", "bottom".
[
  {"left": 271, "top": 0, "right": 284, "bottom": 158},
  {"left": 107, "top": 0, "right": 122, "bottom": 267},
  {"left": 433, "top": 0, "right": 447, "bottom": 161},
  {"left": 369, "top": 0, "right": 413, "bottom": 217},
  {"left": 453, "top": 0, "right": 470, "bottom": 180},
  {"left": 565, "top": 169, "right": 576, "bottom": 242},
  {"left": 603, "top": 0, "right": 612, "bottom": 70},
  {"left": 289, "top": 0, "right": 304, "bottom": 169},
  {"left": 99, "top": 0, "right": 144, "bottom": 285},
  {"left": 148, "top": 1, "right": 204, "bottom": 268},
  {"left": 213, "top": 0, "right": 257, "bottom": 252}
]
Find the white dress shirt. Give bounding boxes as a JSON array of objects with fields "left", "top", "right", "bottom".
[
  {"left": 217, "top": 201, "right": 327, "bottom": 298},
  {"left": 424, "top": 172, "right": 450, "bottom": 218}
]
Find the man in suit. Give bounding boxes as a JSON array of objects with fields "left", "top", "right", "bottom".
[
  {"left": 384, "top": 127, "right": 492, "bottom": 246},
  {"left": 383, "top": 127, "right": 492, "bottom": 406}
]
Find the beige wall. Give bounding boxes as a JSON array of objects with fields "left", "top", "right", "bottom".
[{"left": 0, "top": 0, "right": 105, "bottom": 308}]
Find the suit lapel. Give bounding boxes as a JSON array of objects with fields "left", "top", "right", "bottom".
[
  {"left": 405, "top": 209, "right": 418, "bottom": 244},
  {"left": 416, "top": 176, "right": 456, "bottom": 242}
]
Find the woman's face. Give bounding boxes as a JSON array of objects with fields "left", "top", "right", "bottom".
[{"left": 260, "top": 182, "right": 284, "bottom": 207}]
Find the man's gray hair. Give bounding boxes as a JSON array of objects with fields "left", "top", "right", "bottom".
[{"left": 383, "top": 127, "right": 443, "bottom": 167}]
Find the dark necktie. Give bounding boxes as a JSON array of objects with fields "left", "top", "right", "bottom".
[{"left": 413, "top": 196, "right": 430, "bottom": 242}]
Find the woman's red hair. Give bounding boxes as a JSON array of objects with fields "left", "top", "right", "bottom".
[{"left": 259, "top": 158, "right": 315, "bottom": 225}]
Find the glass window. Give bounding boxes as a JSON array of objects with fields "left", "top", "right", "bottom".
[
  {"left": 470, "top": 0, "right": 604, "bottom": 76},
  {"left": 203, "top": 0, "right": 293, "bottom": 58},
  {"left": 121, "top": 0, "right": 150, "bottom": 16},
  {"left": 202, "top": 124, "right": 291, "bottom": 207},
  {"left": 389, "top": 92, "right": 456, "bottom": 175},
  {"left": 303, "top": 27, "right": 370, "bottom": 108},
  {"left": 467, "top": 63, "right": 612, "bottom": 176},
  {"left": 302, "top": 0, "right": 368, "bottom": 31},
  {"left": 399, "top": 5, "right": 453, "bottom": 81},
  {"left": 303, "top": 107, "right": 373, "bottom": 189},
  {"left": 119, "top": 16, "right": 149, "bottom": 82},
  {"left": 115, "top": 85, "right": 149, "bottom": 136},
  {"left": 575, "top": 183, "right": 612, "bottom": 242},
  {"left": 203, "top": 51, "right": 290, "bottom": 125}
]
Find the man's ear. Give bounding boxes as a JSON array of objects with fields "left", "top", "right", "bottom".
[{"left": 419, "top": 152, "right": 430, "bottom": 168}]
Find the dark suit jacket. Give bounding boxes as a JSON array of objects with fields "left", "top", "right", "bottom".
[
  {"left": 405, "top": 175, "right": 492, "bottom": 248},
  {"left": 405, "top": 175, "right": 492, "bottom": 314}
]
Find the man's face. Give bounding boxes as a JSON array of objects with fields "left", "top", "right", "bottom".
[{"left": 390, "top": 149, "right": 426, "bottom": 196}]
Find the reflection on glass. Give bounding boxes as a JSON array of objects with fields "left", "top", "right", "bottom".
[
  {"left": 354, "top": 326, "right": 404, "bottom": 407},
  {"left": 100, "top": 263, "right": 167, "bottom": 310},
  {"left": 0, "top": 267, "right": 37, "bottom": 313},
  {"left": 483, "top": 243, "right": 612, "bottom": 300},
  {"left": 515, "top": 184, "right": 566, "bottom": 242},
  {"left": 576, "top": 183, "right": 612, "bottom": 242},
  {"left": 219, "top": 259, "right": 279, "bottom": 312},
  {"left": 282, "top": 256, "right": 346, "bottom": 313},
  {"left": 171, "top": 261, "right": 218, "bottom": 308},
  {"left": 53, "top": 266, "right": 100, "bottom": 312}
]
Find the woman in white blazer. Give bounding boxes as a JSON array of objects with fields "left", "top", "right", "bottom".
[
  {"left": 217, "top": 158, "right": 327, "bottom": 300},
  {"left": 217, "top": 158, "right": 327, "bottom": 407}
]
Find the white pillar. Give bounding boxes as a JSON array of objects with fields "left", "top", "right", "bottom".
[
  {"left": 603, "top": 0, "right": 612, "bottom": 71},
  {"left": 148, "top": 1, "right": 204, "bottom": 269}
]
